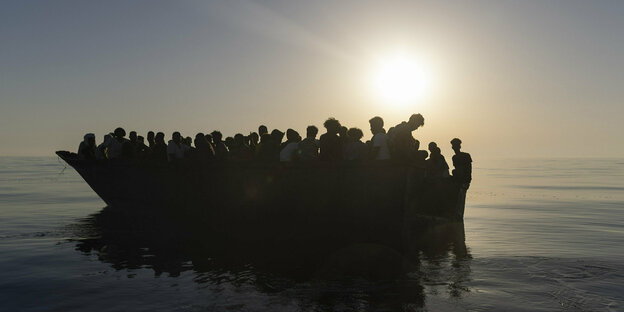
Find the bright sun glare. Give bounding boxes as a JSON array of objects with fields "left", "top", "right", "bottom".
[{"left": 372, "top": 53, "right": 430, "bottom": 107}]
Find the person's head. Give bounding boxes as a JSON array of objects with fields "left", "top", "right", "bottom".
[
  {"left": 250, "top": 132, "right": 259, "bottom": 144},
  {"left": 102, "top": 134, "right": 112, "bottom": 144},
  {"left": 323, "top": 118, "right": 341, "bottom": 134},
  {"left": 211, "top": 131, "right": 223, "bottom": 143},
  {"left": 306, "top": 125, "right": 318, "bottom": 139},
  {"left": 205, "top": 134, "right": 213, "bottom": 144},
  {"left": 258, "top": 125, "right": 268, "bottom": 136},
  {"left": 234, "top": 133, "right": 245, "bottom": 145},
  {"left": 155, "top": 132, "right": 165, "bottom": 144},
  {"left": 84, "top": 133, "right": 96, "bottom": 146},
  {"left": 172, "top": 131, "right": 181, "bottom": 144},
  {"left": 408, "top": 113, "right": 425, "bottom": 131},
  {"left": 114, "top": 127, "right": 126, "bottom": 138},
  {"left": 137, "top": 136, "right": 145, "bottom": 144},
  {"left": 129, "top": 131, "right": 137, "bottom": 142},
  {"left": 369, "top": 116, "right": 384, "bottom": 134},
  {"left": 271, "top": 129, "right": 284, "bottom": 144},
  {"left": 286, "top": 129, "right": 298, "bottom": 141},
  {"left": 147, "top": 131, "right": 155, "bottom": 142},
  {"left": 451, "top": 138, "right": 462, "bottom": 154},
  {"left": 428, "top": 142, "right": 438, "bottom": 153},
  {"left": 184, "top": 137, "right": 192, "bottom": 146},
  {"left": 225, "top": 137, "right": 234, "bottom": 147},
  {"left": 339, "top": 126, "right": 348, "bottom": 137},
  {"left": 195, "top": 133, "right": 205, "bottom": 146},
  {"left": 347, "top": 128, "right": 363, "bottom": 141}
]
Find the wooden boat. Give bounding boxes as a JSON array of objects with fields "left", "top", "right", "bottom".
[{"left": 56, "top": 150, "right": 466, "bottom": 249}]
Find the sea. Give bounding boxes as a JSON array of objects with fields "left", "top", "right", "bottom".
[{"left": 0, "top": 157, "right": 622, "bottom": 311}]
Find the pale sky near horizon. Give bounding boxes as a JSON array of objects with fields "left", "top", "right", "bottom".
[{"left": 1, "top": 0, "right": 623, "bottom": 157}]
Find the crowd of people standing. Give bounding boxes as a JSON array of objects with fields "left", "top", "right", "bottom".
[{"left": 76, "top": 113, "right": 472, "bottom": 186}]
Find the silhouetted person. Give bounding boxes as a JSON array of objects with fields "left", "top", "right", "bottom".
[
  {"left": 270, "top": 129, "right": 285, "bottom": 160},
  {"left": 194, "top": 133, "right": 215, "bottom": 161},
  {"left": 413, "top": 139, "right": 428, "bottom": 166},
  {"left": 258, "top": 125, "right": 268, "bottom": 137},
  {"left": 248, "top": 132, "right": 259, "bottom": 152},
  {"left": 297, "top": 125, "right": 319, "bottom": 161},
  {"left": 426, "top": 142, "right": 449, "bottom": 179},
  {"left": 280, "top": 129, "right": 301, "bottom": 161},
  {"left": 147, "top": 131, "right": 155, "bottom": 149},
  {"left": 344, "top": 128, "right": 368, "bottom": 161},
  {"left": 230, "top": 133, "right": 254, "bottom": 161},
  {"left": 211, "top": 131, "right": 229, "bottom": 161},
  {"left": 255, "top": 133, "right": 272, "bottom": 161},
  {"left": 78, "top": 133, "right": 96, "bottom": 160},
  {"left": 319, "top": 118, "right": 343, "bottom": 161},
  {"left": 96, "top": 134, "right": 112, "bottom": 160},
  {"left": 451, "top": 138, "right": 472, "bottom": 188},
  {"left": 108, "top": 127, "right": 131, "bottom": 159},
  {"left": 135, "top": 135, "right": 149, "bottom": 158},
  {"left": 167, "top": 132, "right": 185, "bottom": 162},
  {"left": 151, "top": 132, "right": 167, "bottom": 162},
  {"left": 389, "top": 113, "right": 425, "bottom": 161},
  {"left": 369, "top": 116, "right": 390, "bottom": 160}
]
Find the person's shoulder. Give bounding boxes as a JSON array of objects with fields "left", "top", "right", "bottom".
[{"left": 462, "top": 152, "right": 472, "bottom": 162}]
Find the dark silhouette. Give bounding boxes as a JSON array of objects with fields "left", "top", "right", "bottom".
[
  {"left": 297, "top": 125, "right": 319, "bottom": 161},
  {"left": 258, "top": 125, "right": 268, "bottom": 137},
  {"left": 426, "top": 142, "right": 450, "bottom": 179},
  {"left": 136, "top": 135, "right": 149, "bottom": 158},
  {"left": 369, "top": 116, "right": 390, "bottom": 160},
  {"left": 450, "top": 138, "right": 472, "bottom": 188},
  {"left": 280, "top": 129, "right": 301, "bottom": 161},
  {"left": 194, "top": 133, "right": 215, "bottom": 161},
  {"left": 95, "top": 134, "right": 112, "bottom": 160},
  {"left": 413, "top": 139, "right": 428, "bottom": 166},
  {"left": 77, "top": 133, "right": 96, "bottom": 160},
  {"left": 389, "top": 113, "right": 425, "bottom": 162},
  {"left": 151, "top": 132, "right": 167, "bottom": 162},
  {"left": 319, "top": 118, "right": 343, "bottom": 161},
  {"left": 147, "top": 131, "right": 155, "bottom": 149},
  {"left": 108, "top": 127, "right": 132, "bottom": 159},
  {"left": 230, "top": 133, "right": 254, "bottom": 161},
  {"left": 211, "top": 131, "right": 229, "bottom": 161},
  {"left": 248, "top": 132, "right": 259, "bottom": 152},
  {"left": 344, "top": 128, "right": 368, "bottom": 161},
  {"left": 167, "top": 132, "right": 185, "bottom": 162}
]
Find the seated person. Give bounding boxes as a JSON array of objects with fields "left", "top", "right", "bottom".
[{"left": 78, "top": 133, "right": 96, "bottom": 160}]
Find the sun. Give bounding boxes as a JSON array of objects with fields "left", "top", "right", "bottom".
[{"left": 371, "top": 53, "right": 430, "bottom": 107}]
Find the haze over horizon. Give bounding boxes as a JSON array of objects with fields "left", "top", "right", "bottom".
[{"left": 2, "top": 0, "right": 623, "bottom": 157}]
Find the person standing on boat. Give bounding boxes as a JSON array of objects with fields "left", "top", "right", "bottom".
[
  {"left": 167, "top": 132, "right": 185, "bottom": 162},
  {"left": 108, "top": 127, "right": 131, "bottom": 159},
  {"left": 388, "top": 113, "right": 425, "bottom": 162},
  {"left": 297, "top": 125, "right": 320, "bottom": 161},
  {"left": 151, "top": 132, "right": 168, "bottom": 162},
  {"left": 211, "top": 131, "right": 229, "bottom": 161},
  {"left": 450, "top": 138, "right": 472, "bottom": 189},
  {"left": 450, "top": 138, "right": 472, "bottom": 219},
  {"left": 319, "top": 118, "right": 343, "bottom": 161},
  {"left": 77, "top": 133, "right": 96, "bottom": 160},
  {"left": 368, "top": 116, "right": 390, "bottom": 160},
  {"left": 426, "top": 142, "right": 450, "bottom": 179},
  {"left": 280, "top": 129, "right": 301, "bottom": 161}
]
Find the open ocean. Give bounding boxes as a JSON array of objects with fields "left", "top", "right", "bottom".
[{"left": 0, "top": 156, "right": 622, "bottom": 311}]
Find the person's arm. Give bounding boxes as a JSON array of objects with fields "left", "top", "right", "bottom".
[{"left": 370, "top": 135, "right": 380, "bottom": 160}]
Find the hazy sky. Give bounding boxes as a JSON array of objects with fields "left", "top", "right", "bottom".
[{"left": 1, "top": 0, "right": 623, "bottom": 157}]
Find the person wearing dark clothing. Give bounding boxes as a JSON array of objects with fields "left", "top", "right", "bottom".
[
  {"left": 194, "top": 133, "right": 216, "bottom": 161},
  {"left": 78, "top": 133, "right": 96, "bottom": 160},
  {"left": 255, "top": 133, "right": 273, "bottom": 161},
  {"left": 450, "top": 138, "right": 472, "bottom": 188},
  {"left": 258, "top": 125, "right": 268, "bottom": 137},
  {"left": 426, "top": 142, "right": 449, "bottom": 179},
  {"left": 230, "top": 133, "right": 254, "bottom": 161},
  {"left": 413, "top": 139, "right": 428, "bottom": 166},
  {"left": 248, "top": 132, "right": 259, "bottom": 153},
  {"left": 389, "top": 113, "right": 425, "bottom": 162},
  {"left": 297, "top": 125, "right": 319, "bottom": 161},
  {"left": 147, "top": 131, "right": 155, "bottom": 149},
  {"left": 344, "top": 128, "right": 368, "bottom": 161},
  {"left": 151, "top": 132, "right": 168, "bottom": 162},
  {"left": 135, "top": 136, "right": 149, "bottom": 158},
  {"left": 108, "top": 127, "right": 133, "bottom": 159},
  {"left": 211, "top": 131, "right": 229, "bottom": 161},
  {"left": 319, "top": 118, "right": 343, "bottom": 161}
]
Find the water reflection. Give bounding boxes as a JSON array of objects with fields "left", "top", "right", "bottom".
[{"left": 69, "top": 207, "right": 471, "bottom": 311}]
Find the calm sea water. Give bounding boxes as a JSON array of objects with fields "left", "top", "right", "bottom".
[{"left": 0, "top": 157, "right": 623, "bottom": 311}]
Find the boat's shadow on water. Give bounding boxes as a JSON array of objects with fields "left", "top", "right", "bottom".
[{"left": 69, "top": 206, "right": 472, "bottom": 310}]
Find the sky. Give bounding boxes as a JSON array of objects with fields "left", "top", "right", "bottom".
[{"left": 1, "top": 0, "right": 623, "bottom": 157}]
